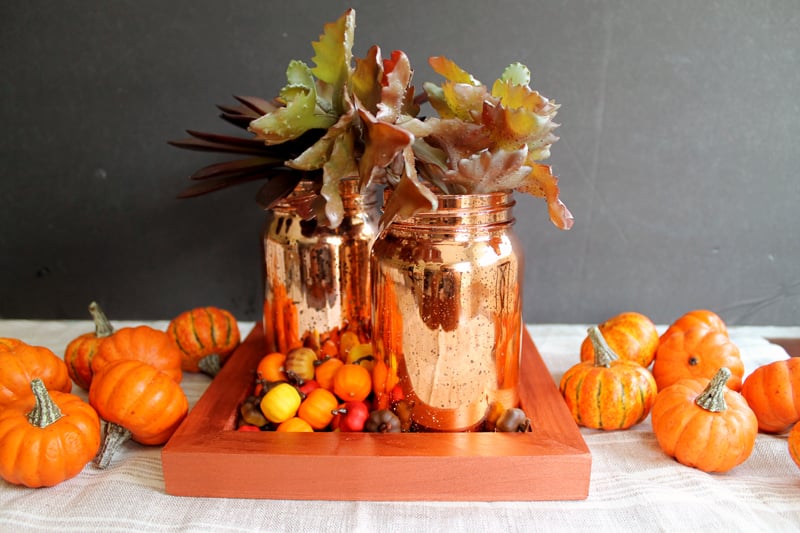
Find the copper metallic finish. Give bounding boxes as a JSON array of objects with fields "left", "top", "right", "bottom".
[
  {"left": 262, "top": 179, "right": 378, "bottom": 353},
  {"left": 371, "top": 191, "right": 523, "bottom": 432}
]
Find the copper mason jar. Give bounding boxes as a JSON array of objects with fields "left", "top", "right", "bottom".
[
  {"left": 262, "top": 179, "right": 378, "bottom": 353},
  {"left": 371, "top": 191, "right": 523, "bottom": 431}
]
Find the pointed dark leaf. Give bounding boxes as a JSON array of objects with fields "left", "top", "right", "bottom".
[
  {"left": 177, "top": 168, "right": 275, "bottom": 198},
  {"left": 216, "top": 103, "right": 259, "bottom": 117},
  {"left": 218, "top": 113, "right": 254, "bottom": 130},
  {"left": 168, "top": 137, "right": 270, "bottom": 156},
  {"left": 234, "top": 95, "right": 280, "bottom": 115},
  {"left": 185, "top": 129, "right": 266, "bottom": 149},
  {"left": 190, "top": 157, "right": 284, "bottom": 180},
  {"left": 255, "top": 171, "right": 304, "bottom": 210}
]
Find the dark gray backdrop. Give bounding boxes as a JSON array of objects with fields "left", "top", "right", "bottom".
[{"left": 2, "top": 1, "right": 798, "bottom": 326}]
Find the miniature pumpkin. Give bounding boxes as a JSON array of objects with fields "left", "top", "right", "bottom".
[
  {"left": 740, "top": 357, "right": 800, "bottom": 434},
  {"left": 789, "top": 423, "right": 800, "bottom": 470},
  {"left": 275, "top": 417, "right": 314, "bottom": 432},
  {"left": 338, "top": 331, "right": 361, "bottom": 360},
  {"left": 652, "top": 325, "right": 743, "bottom": 391},
  {"left": 364, "top": 408, "right": 402, "bottom": 433},
  {"left": 559, "top": 326, "right": 657, "bottom": 430},
  {"left": 256, "top": 352, "right": 288, "bottom": 383},
  {"left": 579, "top": 312, "right": 659, "bottom": 367},
  {"left": 167, "top": 306, "right": 240, "bottom": 376},
  {"left": 0, "top": 337, "right": 24, "bottom": 351},
  {"left": 91, "top": 325, "right": 183, "bottom": 383},
  {"left": 314, "top": 357, "right": 344, "bottom": 391},
  {"left": 333, "top": 363, "right": 372, "bottom": 402},
  {"left": 260, "top": 382, "right": 302, "bottom": 424},
  {"left": 64, "top": 301, "right": 114, "bottom": 390},
  {"left": 660, "top": 309, "right": 728, "bottom": 343},
  {"left": 297, "top": 388, "right": 338, "bottom": 430},
  {"left": 89, "top": 359, "right": 188, "bottom": 468},
  {"left": 651, "top": 367, "right": 757, "bottom": 472},
  {"left": 0, "top": 343, "right": 72, "bottom": 405},
  {"left": 284, "top": 346, "right": 318, "bottom": 382},
  {"left": 0, "top": 378, "right": 101, "bottom": 487}
]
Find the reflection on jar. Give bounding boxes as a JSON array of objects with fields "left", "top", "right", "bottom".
[{"left": 262, "top": 179, "right": 379, "bottom": 353}]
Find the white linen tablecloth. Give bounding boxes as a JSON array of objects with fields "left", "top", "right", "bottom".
[{"left": 1, "top": 319, "right": 799, "bottom": 532}]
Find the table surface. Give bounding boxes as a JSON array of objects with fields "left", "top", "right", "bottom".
[{"left": 1, "top": 319, "right": 799, "bottom": 533}]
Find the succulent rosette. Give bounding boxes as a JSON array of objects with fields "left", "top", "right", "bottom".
[{"left": 393, "top": 57, "right": 573, "bottom": 230}]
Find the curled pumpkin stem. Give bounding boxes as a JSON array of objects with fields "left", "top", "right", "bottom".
[
  {"left": 27, "top": 378, "right": 63, "bottom": 428},
  {"left": 587, "top": 325, "right": 618, "bottom": 368},
  {"left": 94, "top": 422, "right": 132, "bottom": 469},
  {"left": 88, "top": 301, "right": 114, "bottom": 338},
  {"left": 695, "top": 367, "right": 731, "bottom": 413},
  {"left": 198, "top": 354, "right": 222, "bottom": 377}
]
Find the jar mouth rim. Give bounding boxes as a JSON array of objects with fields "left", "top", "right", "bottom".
[
  {"left": 388, "top": 191, "right": 516, "bottom": 228},
  {"left": 433, "top": 190, "right": 514, "bottom": 208}
]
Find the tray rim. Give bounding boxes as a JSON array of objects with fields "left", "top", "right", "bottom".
[{"left": 162, "top": 324, "right": 591, "bottom": 501}]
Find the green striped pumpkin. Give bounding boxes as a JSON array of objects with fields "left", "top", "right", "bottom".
[{"left": 167, "top": 307, "right": 240, "bottom": 376}]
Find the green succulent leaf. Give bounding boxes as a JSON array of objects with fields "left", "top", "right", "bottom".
[
  {"left": 249, "top": 60, "right": 336, "bottom": 145},
  {"left": 311, "top": 8, "right": 355, "bottom": 114},
  {"left": 320, "top": 133, "right": 359, "bottom": 228},
  {"left": 500, "top": 62, "right": 531, "bottom": 86}
]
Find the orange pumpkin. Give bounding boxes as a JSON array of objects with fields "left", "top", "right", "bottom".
[
  {"left": 167, "top": 306, "right": 240, "bottom": 375},
  {"left": 333, "top": 363, "right": 372, "bottom": 402},
  {"left": 579, "top": 312, "right": 659, "bottom": 367},
  {"left": 652, "top": 325, "right": 743, "bottom": 391},
  {"left": 89, "top": 359, "right": 188, "bottom": 468},
  {"left": 789, "top": 423, "right": 800, "bottom": 470},
  {"left": 91, "top": 325, "right": 183, "bottom": 383},
  {"left": 256, "top": 352, "right": 288, "bottom": 383},
  {"left": 338, "top": 331, "right": 361, "bottom": 360},
  {"left": 0, "top": 343, "right": 72, "bottom": 405},
  {"left": 651, "top": 367, "right": 757, "bottom": 472},
  {"left": 0, "top": 337, "right": 24, "bottom": 351},
  {"left": 0, "top": 378, "right": 101, "bottom": 487},
  {"left": 297, "top": 388, "right": 338, "bottom": 430},
  {"left": 64, "top": 301, "right": 114, "bottom": 390},
  {"left": 660, "top": 309, "right": 728, "bottom": 343},
  {"left": 559, "top": 326, "right": 657, "bottom": 430},
  {"left": 740, "top": 357, "right": 800, "bottom": 434},
  {"left": 315, "top": 357, "right": 344, "bottom": 391},
  {"left": 276, "top": 417, "right": 314, "bottom": 433}
]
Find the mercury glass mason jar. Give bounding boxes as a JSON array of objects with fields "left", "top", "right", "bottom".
[
  {"left": 371, "top": 191, "right": 524, "bottom": 431},
  {"left": 262, "top": 178, "right": 378, "bottom": 353}
]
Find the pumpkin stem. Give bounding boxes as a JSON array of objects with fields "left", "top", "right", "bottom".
[
  {"left": 93, "top": 422, "right": 132, "bottom": 469},
  {"left": 27, "top": 378, "right": 63, "bottom": 428},
  {"left": 587, "top": 325, "right": 618, "bottom": 368},
  {"left": 88, "top": 301, "right": 114, "bottom": 338},
  {"left": 198, "top": 354, "right": 222, "bottom": 377},
  {"left": 695, "top": 367, "right": 731, "bottom": 413}
]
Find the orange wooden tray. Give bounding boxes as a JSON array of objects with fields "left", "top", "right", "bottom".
[{"left": 162, "top": 325, "right": 591, "bottom": 501}]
